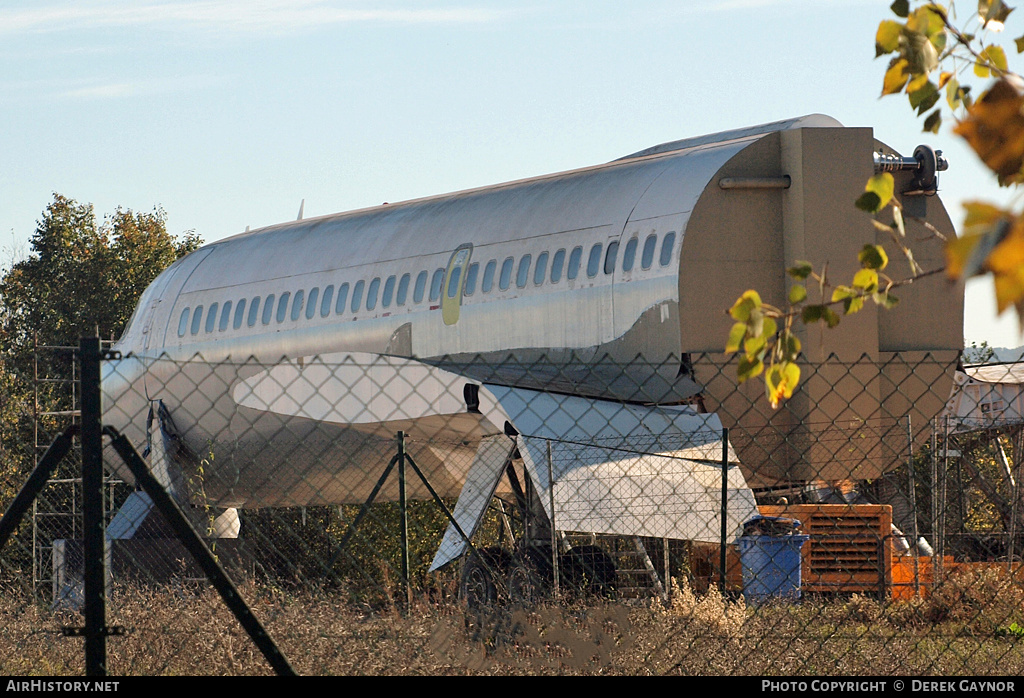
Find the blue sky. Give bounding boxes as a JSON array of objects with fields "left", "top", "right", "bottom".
[{"left": 0, "top": 0, "right": 1018, "bottom": 347}]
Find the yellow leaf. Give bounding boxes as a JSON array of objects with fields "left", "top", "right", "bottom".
[
  {"left": 883, "top": 58, "right": 911, "bottom": 96},
  {"left": 953, "top": 78, "right": 1024, "bottom": 181},
  {"left": 765, "top": 362, "right": 801, "bottom": 409},
  {"left": 728, "top": 290, "right": 762, "bottom": 322},
  {"left": 945, "top": 234, "right": 985, "bottom": 279},
  {"left": 725, "top": 322, "right": 747, "bottom": 354},
  {"left": 938, "top": 71, "right": 953, "bottom": 88}
]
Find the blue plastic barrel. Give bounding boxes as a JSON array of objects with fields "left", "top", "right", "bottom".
[{"left": 737, "top": 529, "right": 810, "bottom": 603}]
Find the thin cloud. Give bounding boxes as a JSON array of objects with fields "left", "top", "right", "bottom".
[
  {"left": 61, "top": 82, "right": 134, "bottom": 99},
  {"left": 0, "top": 1, "right": 512, "bottom": 36}
]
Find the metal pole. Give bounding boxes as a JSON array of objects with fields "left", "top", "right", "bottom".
[
  {"left": 79, "top": 336, "right": 107, "bottom": 677},
  {"left": 939, "top": 414, "right": 949, "bottom": 573},
  {"left": 106, "top": 429, "right": 296, "bottom": 676},
  {"left": 720, "top": 427, "right": 729, "bottom": 595},
  {"left": 907, "top": 415, "right": 920, "bottom": 597},
  {"left": 547, "top": 439, "right": 559, "bottom": 597},
  {"left": 397, "top": 431, "right": 411, "bottom": 606}
]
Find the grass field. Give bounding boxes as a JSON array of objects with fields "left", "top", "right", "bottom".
[{"left": 2, "top": 566, "right": 1023, "bottom": 676}]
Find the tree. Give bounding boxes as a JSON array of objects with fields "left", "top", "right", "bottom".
[
  {"left": 727, "top": 0, "right": 1024, "bottom": 406},
  {"left": 0, "top": 193, "right": 201, "bottom": 357},
  {"left": 0, "top": 194, "right": 201, "bottom": 504}
]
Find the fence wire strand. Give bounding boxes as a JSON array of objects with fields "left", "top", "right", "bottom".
[{"left": 2, "top": 350, "right": 1024, "bottom": 674}]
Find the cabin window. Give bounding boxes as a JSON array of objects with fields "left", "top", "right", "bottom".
[
  {"left": 604, "top": 242, "right": 618, "bottom": 275},
  {"left": 499, "top": 257, "right": 514, "bottom": 291},
  {"left": 641, "top": 234, "right": 657, "bottom": 269},
  {"left": 430, "top": 268, "right": 444, "bottom": 302},
  {"left": 413, "top": 271, "right": 428, "bottom": 304},
  {"left": 350, "top": 281, "right": 364, "bottom": 313},
  {"left": 262, "top": 295, "right": 275, "bottom": 325},
  {"left": 248, "top": 296, "right": 261, "bottom": 327},
  {"left": 321, "top": 285, "right": 335, "bottom": 317},
  {"left": 660, "top": 231, "right": 676, "bottom": 267},
  {"left": 233, "top": 299, "right": 246, "bottom": 330},
  {"left": 191, "top": 306, "right": 204, "bottom": 335},
  {"left": 306, "top": 288, "right": 319, "bottom": 320},
  {"left": 205, "top": 302, "right": 219, "bottom": 333},
  {"left": 177, "top": 308, "right": 189, "bottom": 337},
  {"left": 482, "top": 260, "right": 497, "bottom": 293},
  {"left": 382, "top": 276, "right": 396, "bottom": 308},
  {"left": 336, "top": 283, "right": 350, "bottom": 315},
  {"left": 534, "top": 252, "right": 549, "bottom": 285},
  {"left": 447, "top": 266, "right": 462, "bottom": 298},
  {"left": 567, "top": 246, "right": 582, "bottom": 280},
  {"left": 219, "top": 301, "right": 232, "bottom": 331},
  {"left": 587, "top": 243, "right": 603, "bottom": 278},
  {"left": 366, "top": 278, "right": 381, "bottom": 310},
  {"left": 337, "top": 282, "right": 352, "bottom": 314},
  {"left": 551, "top": 250, "right": 565, "bottom": 283},
  {"left": 516, "top": 255, "right": 532, "bottom": 289},
  {"left": 464, "top": 263, "right": 479, "bottom": 296},
  {"left": 291, "top": 290, "right": 304, "bottom": 321},
  {"left": 397, "top": 274, "right": 411, "bottom": 305},
  {"left": 622, "top": 237, "right": 638, "bottom": 272},
  {"left": 276, "top": 292, "right": 290, "bottom": 323}
]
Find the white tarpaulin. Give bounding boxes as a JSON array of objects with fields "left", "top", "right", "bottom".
[{"left": 429, "top": 385, "right": 758, "bottom": 570}]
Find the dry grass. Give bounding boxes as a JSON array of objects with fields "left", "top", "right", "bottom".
[{"left": 2, "top": 574, "right": 1024, "bottom": 676}]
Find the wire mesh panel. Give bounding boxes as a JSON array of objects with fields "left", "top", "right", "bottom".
[{"left": 3, "top": 351, "right": 1024, "bottom": 674}]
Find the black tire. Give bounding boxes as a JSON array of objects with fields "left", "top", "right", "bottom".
[
  {"left": 459, "top": 547, "right": 510, "bottom": 607},
  {"left": 507, "top": 546, "right": 553, "bottom": 604}
]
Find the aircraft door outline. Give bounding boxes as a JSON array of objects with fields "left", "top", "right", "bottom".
[{"left": 442, "top": 243, "right": 473, "bottom": 326}]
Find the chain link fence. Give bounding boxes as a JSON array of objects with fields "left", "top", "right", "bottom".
[{"left": 2, "top": 347, "right": 1024, "bottom": 675}]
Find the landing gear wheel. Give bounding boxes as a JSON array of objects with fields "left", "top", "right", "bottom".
[
  {"left": 459, "top": 547, "right": 509, "bottom": 607},
  {"left": 508, "top": 558, "right": 544, "bottom": 605}
]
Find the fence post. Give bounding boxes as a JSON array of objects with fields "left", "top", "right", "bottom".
[
  {"left": 397, "top": 431, "right": 411, "bottom": 606},
  {"left": 79, "top": 336, "right": 108, "bottom": 677},
  {"left": 720, "top": 427, "right": 729, "bottom": 595},
  {"left": 547, "top": 439, "right": 559, "bottom": 597},
  {"left": 907, "top": 414, "right": 920, "bottom": 597}
]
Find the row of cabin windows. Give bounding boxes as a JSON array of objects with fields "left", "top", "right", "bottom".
[{"left": 176, "top": 231, "right": 676, "bottom": 337}]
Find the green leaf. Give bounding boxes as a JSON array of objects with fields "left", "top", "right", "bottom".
[
  {"left": 853, "top": 268, "right": 880, "bottom": 293},
  {"left": 788, "top": 284, "right": 807, "bottom": 304},
  {"left": 974, "top": 45, "right": 1008, "bottom": 78},
  {"left": 744, "top": 334, "right": 767, "bottom": 359},
  {"left": 876, "top": 20, "right": 903, "bottom": 56},
  {"left": 787, "top": 261, "right": 814, "bottom": 280},
  {"left": 822, "top": 306, "right": 841, "bottom": 327},
  {"left": 855, "top": 192, "right": 882, "bottom": 213},
  {"left": 785, "top": 332, "right": 802, "bottom": 359},
  {"left": 728, "top": 290, "right": 762, "bottom": 322},
  {"left": 923, "top": 108, "right": 942, "bottom": 134},
  {"left": 856, "top": 173, "right": 895, "bottom": 213},
  {"left": 909, "top": 80, "right": 938, "bottom": 110},
  {"left": 891, "top": 0, "right": 909, "bottom": 18},
  {"left": 1016, "top": 34, "right": 1024, "bottom": 53},
  {"left": 801, "top": 305, "right": 823, "bottom": 325},
  {"left": 725, "top": 322, "right": 747, "bottom": 353},
  {"left": 859, "top": 244, "right": 889, "bottom": 270},
  {"left": 737, "top": 354, "right": 764, "bottom": 383},
  {"left": 946, "top": 76, "right": 962, "bottom": 109}
]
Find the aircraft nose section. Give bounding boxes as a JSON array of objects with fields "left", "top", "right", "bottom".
[{"left": 101, "top": 355, "right": 151, "bottom": 439}]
